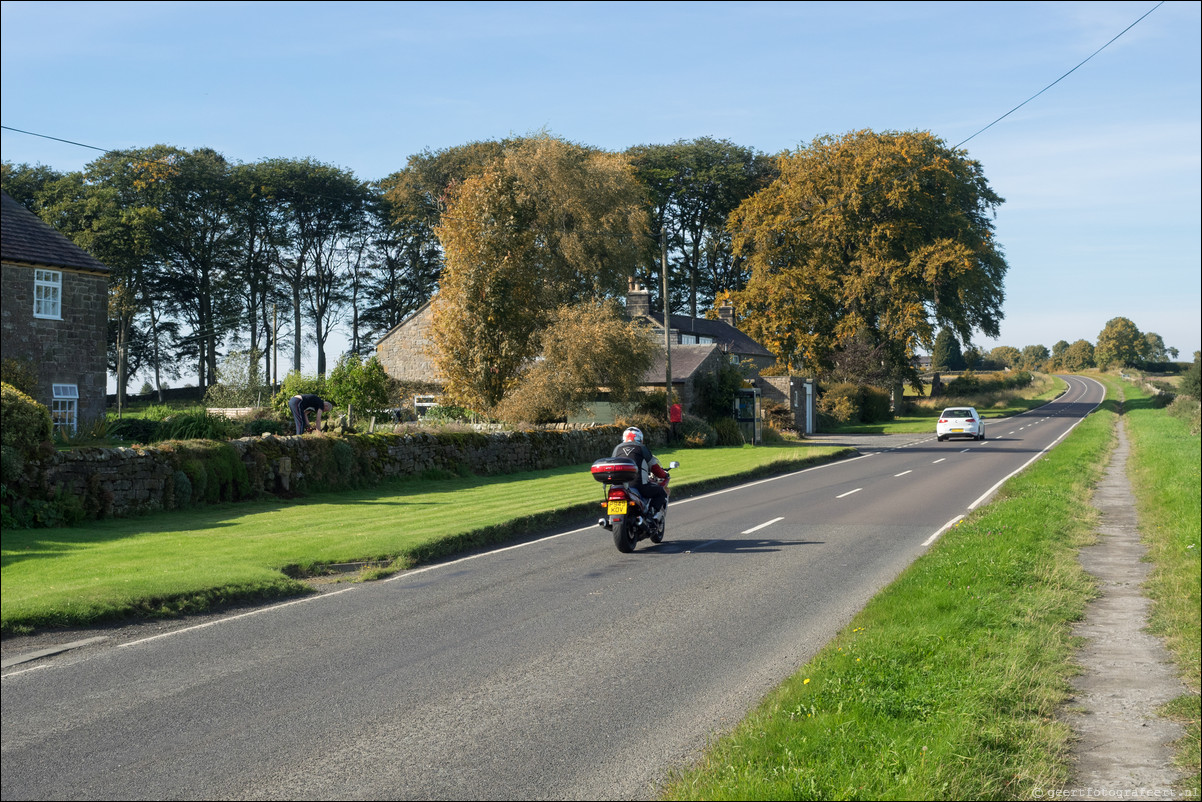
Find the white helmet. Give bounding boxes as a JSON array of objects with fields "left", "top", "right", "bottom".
[{"left": 622, "top": 427, "right": 644, "bottom": 444}]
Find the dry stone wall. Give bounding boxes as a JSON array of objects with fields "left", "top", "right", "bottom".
[{"left": 11, "top": 424, "right": 663, "bottom": 521}]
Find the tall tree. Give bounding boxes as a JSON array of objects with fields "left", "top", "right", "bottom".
[
  {"left": 1095, "top": 317, "right": 1145, "bottom": 368},
  {"left": 729, "top": 130, "right": 1007, "bottom": 396},
  {"left": 1020, "top": 344, "right": 1050, "bottom": 372},
  {"left": 263, "top": 158, "right": 369, "bottom": 376},
  {"left": 1063, "top": 339, "right": 1095, "bottom": 371},
  {"left": 930, "top": 328, "right": 966, "bottom": 371},
  {"left": 430, "top": 135, "right": 648, "bottom": 411},
  {"left": 626, "top": 138, "right": 776, "bottom": 316},
  {"left": 353, "top": 187, "right": 442, "bottom": 350}
]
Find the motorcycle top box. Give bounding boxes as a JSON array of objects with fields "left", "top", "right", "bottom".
[{"left": 590, "top": 458, "right": 639, "bottom": 484}]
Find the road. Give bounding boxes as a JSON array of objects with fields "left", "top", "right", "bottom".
[{"left": 0, "top": 376, "right": 1104, "bottom": 801}]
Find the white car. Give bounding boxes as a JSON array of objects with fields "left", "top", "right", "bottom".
[{"left": 936, "top": 407, "right": 985, "bottom": 441}]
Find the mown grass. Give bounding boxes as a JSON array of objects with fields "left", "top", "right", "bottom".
[
  {"left": 831, "top": 373, "right": 1066, "bottom": 434},
  {"left": 1099, "top": 374, "right": 1201, "bottom": 797},
  {"left": 0, "top": 442, "right": 849, "bottom": 634},
  {"left": 661, "top": 381, "right": 1114, "bottom": 800}
]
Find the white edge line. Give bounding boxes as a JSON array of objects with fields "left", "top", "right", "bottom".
[
  {"left": 742, "top": 517, "right": 784, "bottom": 535},
  {"left": 967, "top": 376, "right": 1103, "bottom": 511},
  {"left": 120, "top": 586, "right": 361, "bottom": 649},
  {"left": 923, "top": 515, "right": 965, "bottom": 547}
]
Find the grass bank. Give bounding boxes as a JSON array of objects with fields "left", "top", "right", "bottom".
[
  {"left": 662, "top": 381, "right": 1114, "bottom": 799},
  {"left": 1, "top": 442, "right": 849, "bottom": 634}
]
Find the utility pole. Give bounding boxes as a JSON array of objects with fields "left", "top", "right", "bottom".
[
  {"left": 272, "top": 304, "right": 278, "bottom": 393},
  {"left": 661, "top": 227, "right": 672, "bottom": 411}
]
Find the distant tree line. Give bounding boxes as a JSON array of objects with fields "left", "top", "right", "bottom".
[{"left": 925, "top": 316, "right": 1182, "bottom": 375}]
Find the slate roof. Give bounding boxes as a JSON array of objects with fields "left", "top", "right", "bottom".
[
  {"left": 639, "top": 312, "right": 774, "bottom": 359},
  {"left": 644, "top": 344, "right": 720, "bottom": 384},
  {"left": 1, "top": 191, "right": 110, "bottom": 274}
]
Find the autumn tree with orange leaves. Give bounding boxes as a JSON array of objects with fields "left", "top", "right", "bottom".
[{"left": 727, "top": 130, "right": 1008, "bottom": 394}]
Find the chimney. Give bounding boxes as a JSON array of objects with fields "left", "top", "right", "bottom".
[
  {"left": 626, "top": 279, "right": 651, "bottom": 318},
  {"left": 718, "top": 299, "right": 736, "bottom": 329}
]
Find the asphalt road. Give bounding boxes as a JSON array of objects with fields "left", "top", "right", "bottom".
[{"left": 0, "top": 375, "right": 1105, "bottom": 801}]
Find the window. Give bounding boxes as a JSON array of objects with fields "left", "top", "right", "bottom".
[
  {"left": 680, "top": 334, "right": 697, "bottom": 345},
  {"left": 34, "top": 269, "right": 62, "bottom": 319},
  {"left": 52, "top": 384, "right": 78, "bottom": 435}
]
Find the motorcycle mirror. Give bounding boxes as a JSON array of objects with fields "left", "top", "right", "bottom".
[{"left": 668, "top": 461, "right": 680, "bottom": 469}]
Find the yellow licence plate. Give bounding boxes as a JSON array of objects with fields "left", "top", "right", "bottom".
[{"left": 607, "top": 500, "right": 628, "bottom": 515}]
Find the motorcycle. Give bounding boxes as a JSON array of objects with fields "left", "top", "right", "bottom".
[{"left": 590, "top": 457, "right": 679, "bottom": 553}]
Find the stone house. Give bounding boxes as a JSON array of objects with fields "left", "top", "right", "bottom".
[
  {"left": 374, "top": 283, "right": 780, "bottom": 416},
  {"left": 1, "top": 191, "right": 111, "bottom": 433}
]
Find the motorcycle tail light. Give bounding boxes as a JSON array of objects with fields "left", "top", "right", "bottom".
[{"left": 608, "top": 489, "right": 627, "bottom": 501}]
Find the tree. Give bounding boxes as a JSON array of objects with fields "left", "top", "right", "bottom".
[
  {"left": 1142, "top": 332, "right": 1172, "bottom": 363},
  {"left": 430, "top": 135, "right": 648, "bottom": 412},
  {"left": 1182, "top": 351, "right": 1201, "bottom": 401},
  {"left": 728, "top": 130, "right": 1007, "bottom": 393},
  {"left": 493, "top": 301, "right": 659, "bottom": 423},
  {"left": 626, "top": 138, "right": 777, "bottom": 317},
  {"left": 263, "top": 158, "right": 370, "bottom": 376},
  {"left": 1063, "top": 339, "right": 1096, "bottom": 372},
  {"left": 0, "top": 162, "right": 64, "bottom": 211},
  {"left": 930, "top": 329, "right": 966, "bottom": 371},
  {"left": 1095, "top": 317, "right": 1145, "bottom": 369},
  {"left": 1020, "top": 344, "right": 1050, "bottom": 371},
  {"left": 1050, "top": 340, "right": 1070, "bottom": 370},
  {"left": 989, "top": 345, "right": 1022, "bottom": 369}
]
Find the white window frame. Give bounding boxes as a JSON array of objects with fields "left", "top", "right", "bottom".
[
  {"left": 34, "top": 269, "right": 63, "bottom": 319},
  {"left": 680, "top": 334, "right": 697, "bottom": 345},
  {"left": 52, "top": 384, "right": 79, "bottom": 435}
]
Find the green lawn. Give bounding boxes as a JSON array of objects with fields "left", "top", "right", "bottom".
[{"left": 1, "top": 442, "right": 849, "bottom": 633}]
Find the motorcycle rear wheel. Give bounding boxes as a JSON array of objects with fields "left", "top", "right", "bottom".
[
  {"left": 613, "top": 518, "right": 636, "bottom": 553},
  {"left": 650, "top": 513, "right": 665, "bottom": 543}
]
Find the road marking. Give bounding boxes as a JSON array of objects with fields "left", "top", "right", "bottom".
[
  {"left": 894, "top": 470, "right": 912, "bottom": 477},
  {"left": 836, "top": 488, "right": 862, "bottom": 498},
  {"left": 933, "top": 458, "right": 946, "bottom": 464},
  {"left": 742, "top": 517, "right": 784, "bottom": 535},
  {"left": 923, "top": 515, "right": 965, "bottom": 546}
]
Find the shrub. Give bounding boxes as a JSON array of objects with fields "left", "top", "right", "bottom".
[
  {"left": 676, "top": 413, "right": 718, "bottom": 448},
  {"left": 271, "top": 371, "right": 328, "bottom": 420},
  {"left": 1, "top": 382, "right": 53, "bottom": 456},
  {"left": 712, "top": 417, "right": 744, "bottom": 446},
  {"left": 108, "top": 417, "right": 164, "bottom": 444},
  {"left": 1167, "top": 396, "right": 1201, "bottom": 435},
  {"left": 159, "top": 410, "right": 244, "bottom": 441},
  {"left": 0, "top": 357, "right": 39, "bottom": 397}
]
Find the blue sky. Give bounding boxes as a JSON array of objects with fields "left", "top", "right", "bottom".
[{"left": 3, "top": 0, "right": 1199, "bottom": 373}]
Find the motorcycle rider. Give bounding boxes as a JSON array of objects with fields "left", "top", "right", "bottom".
[{"left": 611, "top": 427, "right": 669, "bottom": 526}]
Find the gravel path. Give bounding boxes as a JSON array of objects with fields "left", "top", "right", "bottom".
[{"left": 1057, "top": 414, "right": 1190, "bottom": 800}]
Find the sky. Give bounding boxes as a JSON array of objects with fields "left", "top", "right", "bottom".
[{"left": 2, "top": 0, "right": 1199, "bottom": 383}]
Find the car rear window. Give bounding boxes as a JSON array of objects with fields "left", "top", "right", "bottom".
[{"left": 943, "top": 409, "right": 973, "bottom": 418}]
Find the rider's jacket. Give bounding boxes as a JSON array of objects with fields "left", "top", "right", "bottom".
[{"left": 611, "top": 442, "right": 667, "bottom": 485}]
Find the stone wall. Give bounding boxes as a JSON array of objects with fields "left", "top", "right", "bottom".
[{"left": 11, "top": 424, "right": 666, "bottom": 521}]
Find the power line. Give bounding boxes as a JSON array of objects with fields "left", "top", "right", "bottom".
[{"left": 953, "top": 1, "right": 1164, "bottom": 150}]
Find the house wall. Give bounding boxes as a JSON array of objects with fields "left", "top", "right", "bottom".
[
  {"left": 375, "top": 303, "right": 443, "bottom": 384},
  {"left": 1, "top": 262, "right": 109, "bottom": 425}
]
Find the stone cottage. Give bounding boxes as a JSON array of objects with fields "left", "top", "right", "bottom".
[{"left": 1, "top": 191, "right": 111, "bottom": 433}]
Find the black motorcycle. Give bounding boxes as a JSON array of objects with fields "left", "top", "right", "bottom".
[{"left": 590, "top": 457, "right": 678, "bottom": 552}]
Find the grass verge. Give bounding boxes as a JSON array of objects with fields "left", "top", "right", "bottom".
[
  {"left": 661, "top": 384, "right": 1114, "bottom": 799},
  {"left": 0, "top": 442, "right": 850, "bottom": 635}
]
